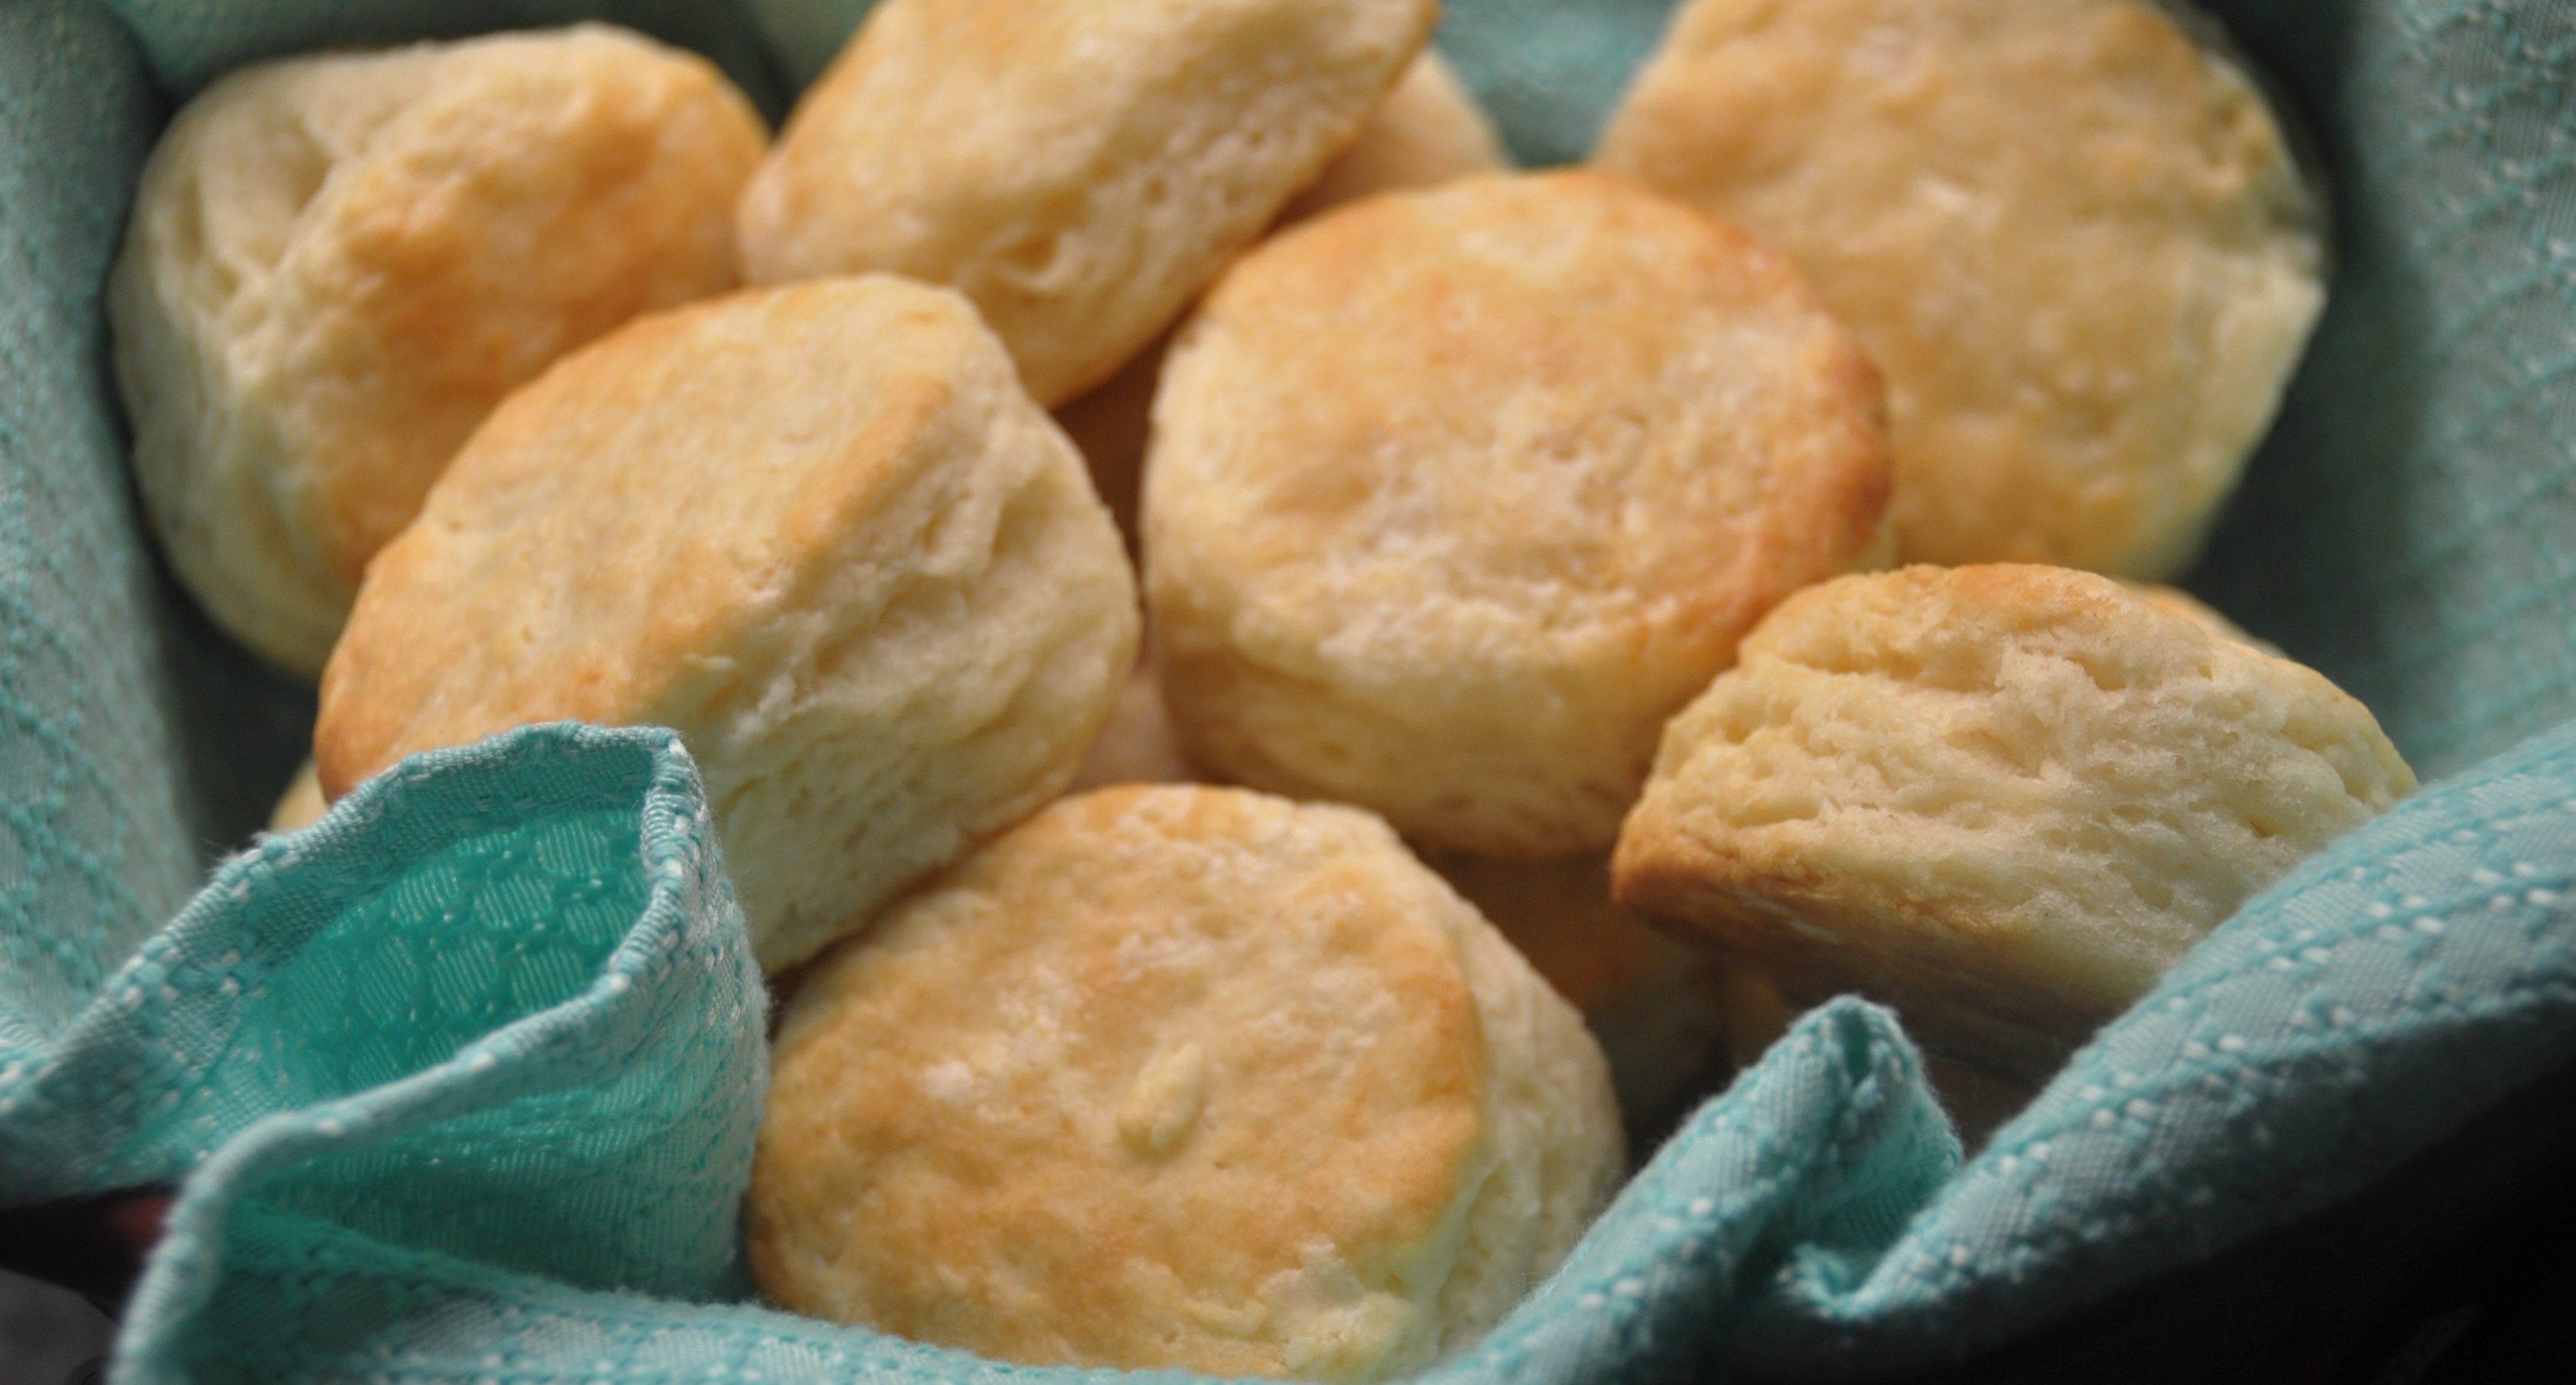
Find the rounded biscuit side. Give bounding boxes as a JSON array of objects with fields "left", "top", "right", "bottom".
[
  {"left": 1613, "top": 564, "right": 2413, "bottom": 1077},
  {"left": 317, "top": 276, "right": 1139, "bottom": 971}
]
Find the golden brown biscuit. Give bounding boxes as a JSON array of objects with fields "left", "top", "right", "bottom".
[
  {"left": 1057, "top": 48, "right": 1511, "bottom": 550},
  {"left": 317, "top": 277, "right": 1139, "bottom": 973},
  {"left": 1427, "top": 854, "right": 1735, "bottom": 1152},
  {"left": 1613, "top": 565, "right": 2414, "bottom": 1079},
  {"left": 749, "top": 785, "right": 1623, "bottom": 1381},
  {"left": 1146, "top": 170, "right": 1892, "bottom": 859},
  {"left": 738, "top": 0, "right": 1438, "bottom": 406},
  {"left": 1595, "top": 0, "right": 2325, "bottom": 578},
  {"left": 110, "top": 25, "right": 765, "bottom": 676}
]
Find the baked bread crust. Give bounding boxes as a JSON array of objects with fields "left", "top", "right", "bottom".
[
  {"left": 1596, "top": 0, "right": 2326, "bottom": 578},
  {"left": 737, "top": 0, "right": 1438, "bottom": 406},
  {"left": 317, "top": 276, "right": 1138, "bottom": 972},
  {"left": 1147, "top": 170, "right": 1891, "bottom": 858},
  {"left": 748, "top": 785, "right": 1623, "bottom": 1381},
  {"left": 110, "top": 25, "right": 764, "bottom": 676},
  {"left": 1056, "top": 47, "right": 1510, "bottom": 551},
  {"left": 1613, "top": 565, "right": 2414, "bottom": 1077}
]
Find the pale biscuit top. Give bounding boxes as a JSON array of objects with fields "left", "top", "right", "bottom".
[
  {"left": 749, "top": 785, "right": 1623, "bottom": 1382},
  {"left": 111, "top": 25, "right": 765, "bottom": 676},
  {"left": 1614, "top": 565, "right": 2413, "bottom": 1077},
  {"left": 1147, "top": 170, "right": 1891, "bottom": 859},
  {"left": 738, "top": 0, "right": 1438, "bottom": 406},
  {"left": 1057, "top": 47, "right": 1511, "bottom": 552},
  {"left": 318, "top": 276, "right": 1138, "bottom": 971},
  {"left": 1596, "top": 0, "right": 2325, "bottom": 578}
]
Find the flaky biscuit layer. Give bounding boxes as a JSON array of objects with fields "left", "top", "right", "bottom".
[
  {"left": 739, "top": 0, "right": 1437, "bottom": 406},
  {"left": 318, "top": 277, "right": 1138, "bottom": 972},
  {"left": 112, "top": 25, "right": 764, "bottom": 675},
  {"left": 1614, "top": 565, "right": 2413, "bottom": 1077}
]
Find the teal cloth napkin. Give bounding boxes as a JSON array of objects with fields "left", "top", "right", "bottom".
[{"left": 5, "top": 0, "right": 2576, "bottom": 1381}]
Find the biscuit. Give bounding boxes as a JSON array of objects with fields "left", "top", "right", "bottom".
[
  {"left": 269, "top": 760, "right": 325, "bottom": 833},
  {"left": 1146, "top": 170, "right": 1892, "bottom": 859},
  {"left": 1062, "top": 641, "right": 1749, "bottom": 1150},
  {"left": 315, "top": 276, "right": 1139, "bottom": 973},
  {"left": 1280, "top": 50, "right": 1510, "bottom": 225},
  {"left": 1057, "top": 48, "right": 1510, "bottom": 550},
  {"left": 1427, "top": 854, "right": 1735, "bottom": 1152},
  {"left": 2125, "top": 581, "right": 2279, "bottom": 655},
  {"left": 737, "top": 0, "right": 1438, "bottom": 407},
  {"left": 1613, "top": 565, "right": 2414, "bottom": 1079},
  {"left": 110, "top": 25, "right": 765, "bottom": 677},
  {"left": 1595, "top": 0, "right": 2326, "bottom": 578},
  {"left": 748, "top": 785, "right": 1623, "bottom": 1381}
]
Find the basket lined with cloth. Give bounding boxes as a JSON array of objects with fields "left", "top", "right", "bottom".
[{"left": 5, "top": 0, "right": 2576, "bottom": 1381}]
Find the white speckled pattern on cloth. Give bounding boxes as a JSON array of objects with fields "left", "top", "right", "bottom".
[{"left": 6, "top": 0, "right": 2576, "bottom": 1381}]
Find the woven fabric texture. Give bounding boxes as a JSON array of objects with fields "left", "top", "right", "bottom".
[
  {"left": 2195, "top": 0, "right": 2576, "bottom": 782},
  {"left": 3, "top": 0, "right": 2575, "bottom": 1381}
]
